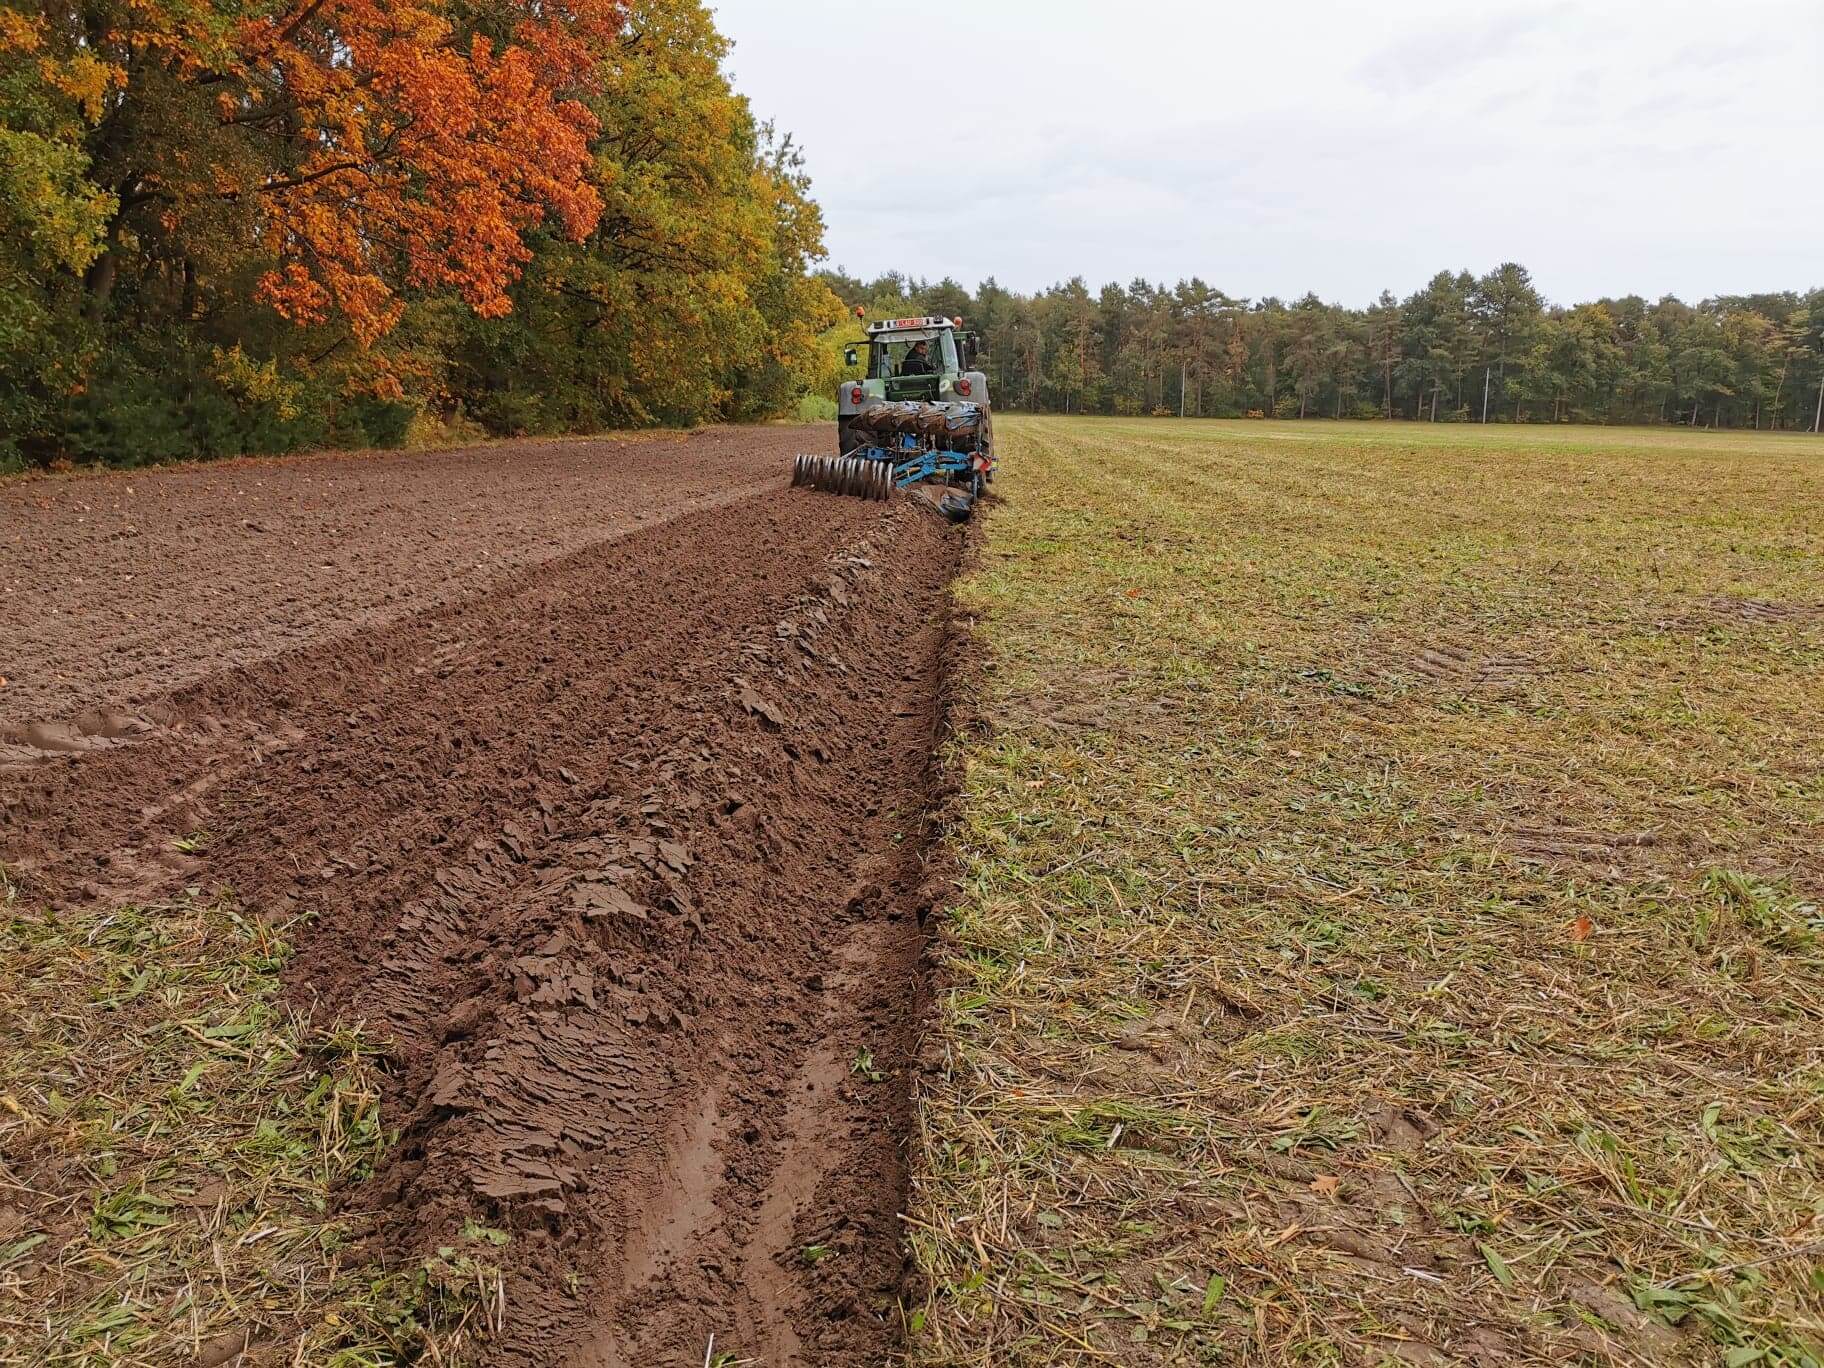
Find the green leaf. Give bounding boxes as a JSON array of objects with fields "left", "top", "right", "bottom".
[
  {"left": 1724, "top": 1348, "right": 1764, "bottom": 1366},
  {"left": 1202, "top": 1272, "right": 1226, "bottom": 1316},
  {"left": 1479, "top": 1242, "right": 1515, "bottom": 1289},
  {"left": 1, "top": 1233, "right": 48, "bottom": 1267},
  {"left": 1630, "top": 1282, "right": 1693, "bottom": 1325}
]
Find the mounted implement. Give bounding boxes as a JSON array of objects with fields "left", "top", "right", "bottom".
[{"left": 792, "top": 315, "right": 995, "bottom": 521}]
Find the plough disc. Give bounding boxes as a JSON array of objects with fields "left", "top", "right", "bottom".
[
  {"left": 787, "top": 456, "right": 893, "bottom": 503},
  {"left": 789, "top": 452, "right": 897, "bottom": 501}
]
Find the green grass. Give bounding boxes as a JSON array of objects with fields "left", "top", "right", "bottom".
[
  {"left": 0, "top": 877, "right": 504, "bottom": 1364},
  {"left": 911, "top": 418, "right": 1824, "bottom": 1366},
  {"left": 798, "top": 393, "right": 840, "bottom": 422}
]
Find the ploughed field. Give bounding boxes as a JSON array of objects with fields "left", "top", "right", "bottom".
[{"left": 1, "top": 427, "right": 968, "bottom": 1365}]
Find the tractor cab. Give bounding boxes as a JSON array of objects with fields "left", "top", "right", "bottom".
[
  {"left": 870, "top": 321, "right": 958, "bottom": 400},
  {"left": 845, "top": 317, "right": 978, "bottom": 402}
]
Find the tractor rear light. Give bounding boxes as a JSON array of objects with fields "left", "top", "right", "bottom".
[
  {"left": 956, "top": 378, "right": 972, "bottom": 397},
  {"left": 850, "top": 385, "right": 863, "bottom": 404}
]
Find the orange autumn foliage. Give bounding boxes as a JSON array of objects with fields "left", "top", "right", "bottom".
[
  {"left": 7, "top": 0, "right": 847, "bottom": 465},
  {"left": 236, "top": 0, "right": 619, "bottom": 342},
  {"left": 23, "top": 0, "right": 622, "bottom": 344}
]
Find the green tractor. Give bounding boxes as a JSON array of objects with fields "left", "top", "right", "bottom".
[{"left": 792, "top": 314, "right": 995, "bottom": 518}]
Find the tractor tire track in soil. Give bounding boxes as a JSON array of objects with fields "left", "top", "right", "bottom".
[{"left": 1, "top": 433, "right": 969, "bottom": 1366}]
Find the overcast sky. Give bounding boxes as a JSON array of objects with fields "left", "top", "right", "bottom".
[{"left": 707, "top": 0, "right": 1823, "bottom": 308}]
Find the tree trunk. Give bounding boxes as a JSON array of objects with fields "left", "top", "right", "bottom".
[
  {"left": 83, "top": 246, "right": 120, "bottom": 323},
  {"left": 1815, "top": 369, "right": 1824, "bottom": 433},
  {"left": 1029, "top": 325, "right": 1041, "bottom": 410}
]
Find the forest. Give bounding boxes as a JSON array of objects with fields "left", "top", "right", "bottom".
[
  {"left": 820, "top": 268, "right": 1824, "bottom": 432},
  {"left": 1, "top": 0, "right": 846, "bottom": 468}
]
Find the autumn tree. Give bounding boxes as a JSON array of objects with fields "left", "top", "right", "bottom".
[
  {"left": 4, "top": 0, "right": 850, "bottom": 464},
  {"left": 35, "top": 0, "right": 618, "bottom": 338},
  {"left": 1, "top": 0, "right": 629, "bottom": 459},
  {"left": 450, "top": 0, "right": 842, "bottom": 432}
]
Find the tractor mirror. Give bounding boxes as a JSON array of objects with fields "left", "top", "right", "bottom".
[{"left": 844, "top": 347, "right": 858, "bottom": 367}]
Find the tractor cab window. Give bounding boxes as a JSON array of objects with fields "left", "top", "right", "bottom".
[{"left": 871, "top": 331, "right": 959, "bottom": 379}]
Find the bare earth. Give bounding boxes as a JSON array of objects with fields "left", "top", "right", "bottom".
[{"left": 1, "top": 427, "right": 967, "bottom": 1366}]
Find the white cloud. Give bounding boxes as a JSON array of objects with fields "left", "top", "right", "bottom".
[{"left": 709, "top": 0, "right": 1824, "bottom": 305}]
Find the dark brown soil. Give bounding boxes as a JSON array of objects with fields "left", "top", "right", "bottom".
[
  {"left": 0, "top": 427, "right": 968, "bottom": 1366},
  {"left": 0, "top": 428, "right": 796, "bottom": 733}
]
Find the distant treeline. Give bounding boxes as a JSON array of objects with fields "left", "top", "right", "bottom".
[{"left": 819, "top": 266, "right": 1824, "bottom": 431}]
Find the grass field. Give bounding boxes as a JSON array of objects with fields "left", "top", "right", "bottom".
[
  {"left": 0, "top": 890, "right": 504, "bottom": 1364},
  {"left": 911, "top": 418, "right": 1824, "bottom": 1366}
]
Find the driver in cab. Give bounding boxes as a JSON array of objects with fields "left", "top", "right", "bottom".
[{"left": 899, "top": 340, "right": 934, "bottom": 376}]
